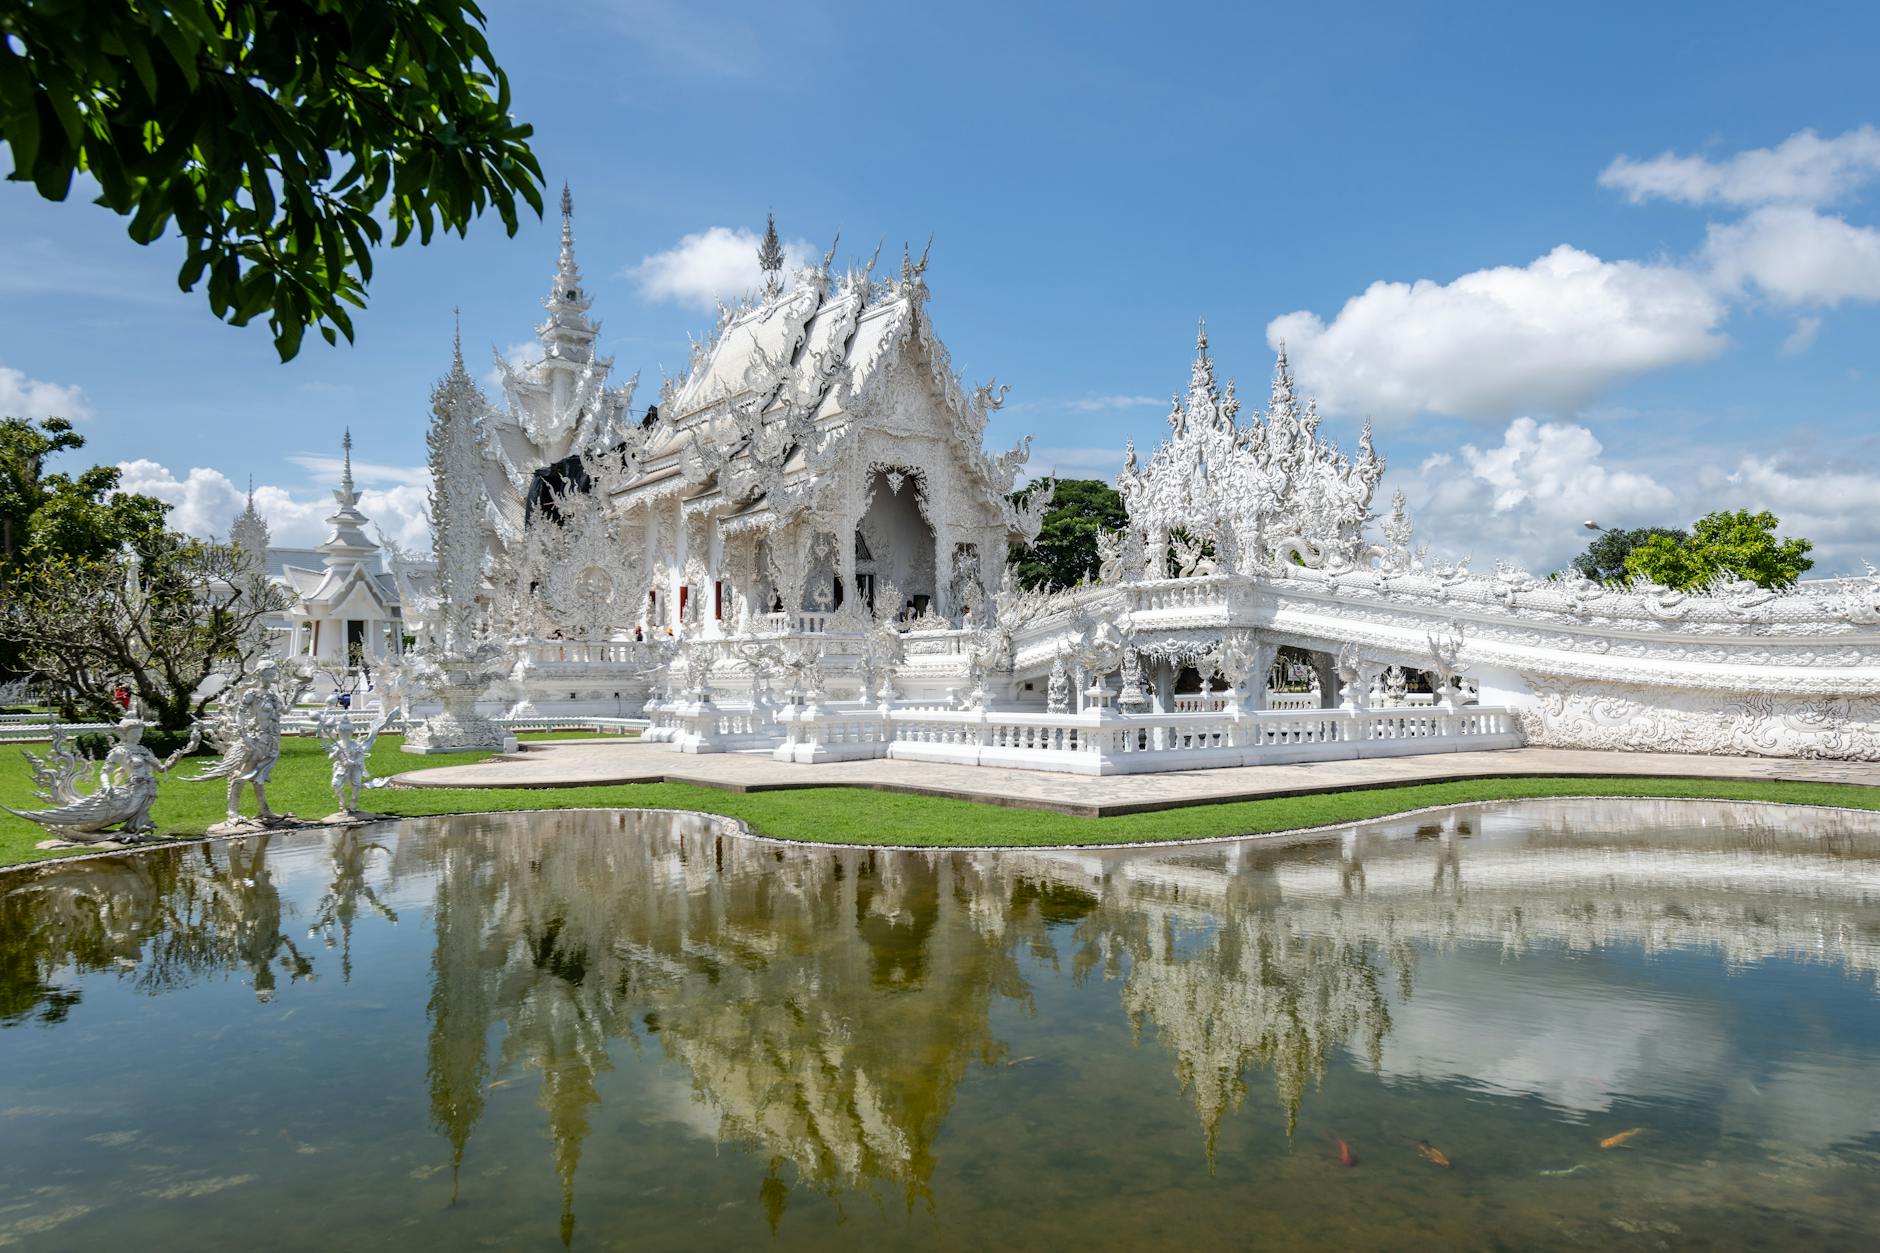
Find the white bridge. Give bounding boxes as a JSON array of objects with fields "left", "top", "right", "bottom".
[{"left": 608, "top": 558, "right": 1880, "bottom": 774}]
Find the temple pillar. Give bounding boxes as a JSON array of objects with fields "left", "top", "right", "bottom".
[
  {"left": 1311, "top": 652, "right": 1340, "bottom": 710},
  {"left": 1246, "top": 640, "right": 1279, "bottom": 712},
  {"left": 933, "top": 527, "right": 955, "bottom": 616},
  {"left": 705, "top": 515, "right": 724, "bottom": 637},
  {"left": 838, "top": 519, "right": 859, "bottom": 612},
  {"left": 670, "top": 498, "right": 687, "bottom": 633}
]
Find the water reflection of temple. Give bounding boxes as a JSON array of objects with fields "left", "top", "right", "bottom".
[
  {"left": 401, "top": 812, "right": 1043, "bottom": 1241},
  {"left": 4, "top": 799, "right": 1879, "bottom": 1239},
  {"left": 1005, "top": 799, "right": 1880, "bottom": 1144}
]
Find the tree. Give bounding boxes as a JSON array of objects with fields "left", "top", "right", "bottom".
[
  {"left": 1623, "top": 509, "right": 1814, "bottom": 591},
  {"left": 0, "top": 531, "right": 291, "bottom": 728},
  {"left": 0, "top": 1, "right": 543, "bottom": 359},
  {"left": 1, "top": 415, "right": 172, "bottom": 676},
  {"left": 1006, "top": 478, "right": 1127, "bottom": 590},
  {"left": 1569, "top": 525, "right": 1687, "bottom": 584}
]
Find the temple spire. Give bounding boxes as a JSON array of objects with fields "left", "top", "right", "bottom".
[
  {"left": 1269, "top": 341, "right": 1299, "bottom": 426},
  {"left": 1188, "top": 318, "right": 1220, "bottom": 414},
  {"left": 551, "top": 182, "right": 583, "bottom": 295},
  {"left": 557, "top": 182, "right": 577, "bottom": 281},
  {"left": 340, "top": 429, "right": 356, "bottom": 500},
  {"left": 230, "top": 473, "right": 271, "bottom": 569},
  {"left": 451, "top": 306, "right": 464, "bottom": 372},
  {"left": 758, "top": 211, "right": 785, "bottom": 299}
]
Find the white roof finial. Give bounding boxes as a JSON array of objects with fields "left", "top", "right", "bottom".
[{"left": 758, "top": 211, "right": 785, "bottom": 299}]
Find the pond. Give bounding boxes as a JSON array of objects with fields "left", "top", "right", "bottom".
[{"left": 1, "top": 800, "right": 1878, "bottom": 1249}]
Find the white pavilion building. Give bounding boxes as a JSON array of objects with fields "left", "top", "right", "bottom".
[{"left": 232, "top": 432, "right": 418, "bottom": 674}]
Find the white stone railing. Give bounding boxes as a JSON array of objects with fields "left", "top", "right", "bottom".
[
  {"left": 497, "top": 714, "right": 647, "bottom": 735},
  {"left": 758, "top": 611, "right": 836, "bottom": 635},
  {"left": 1121, "top": 575, "right": 1235, "bottom": 615},
  {"left": 527, "top": 640, "right": 648, "bottom": 665},
  {"left": 1157, "top": 690, "right": 1431, "bottom": 713},
  {"left": 0, "top": 719, "right": 112, "bottom": 742},
  {"left": 767, "top": 701, "right": 1521, "bottom": 773}
]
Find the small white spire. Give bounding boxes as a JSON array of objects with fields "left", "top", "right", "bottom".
[
  {"left": 559, "top": 180, "right": 575, "bottom": 270},
  {"left": 758, "top": 211, "right": 785, "bottom": 299}
]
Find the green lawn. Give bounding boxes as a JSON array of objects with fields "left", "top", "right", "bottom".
[{"left": 2, "top": 734, "right": 1876, "bottom": 866}]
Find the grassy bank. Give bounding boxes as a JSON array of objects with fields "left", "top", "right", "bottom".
[{"left": 3, "top": 736, "right": 1877, "bottom": 866}]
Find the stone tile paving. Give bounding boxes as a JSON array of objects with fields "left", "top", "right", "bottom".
[{"left": 390, "top": 742, "right": 1880, "bottom": 818}]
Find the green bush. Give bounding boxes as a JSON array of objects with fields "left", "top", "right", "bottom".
[{"left": 71, "top": 729, "right": 203, "bottom": 759}]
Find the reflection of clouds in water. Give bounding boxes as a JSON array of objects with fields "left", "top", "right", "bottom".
[
  {"left": 1363, "top": 950, "right": 1729, "bottom": 1115},
  {"left": 1723, "top": 1053, "right": 1880, "bottom": 1151},
  {"left": 637, "top": 1066, "right": 724, "bottom": 1142}
]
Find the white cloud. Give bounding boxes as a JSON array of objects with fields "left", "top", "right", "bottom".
[
  {"left": 116, "top": 460, "right": 432, "bottom": 553},
  {"left": 1715, "top": 455, "right": 1880, "bottom": 572},
  {"left": 485, "top": 340, "right": 539, "bottom": 390},
  {"left": 284, "top": 453, "right": 431, "bottom": 488},
  {"left": 1061, "top": 394, "right": 1165, "bottom": 414},
  {"left": 0, "top": 364, "right": 94, "bottom": 421},
  {"left": 1396, "top": 417, "right": 1676, "bottom": 570},
  {"left": 1396, "top": 419, "right": 1880, "bottom": 575},
  {"left": 1780, "top": 315, "right": 1823, "bottom": 356},
  {"left": 1268, "top": 245, "right": 1727, "bottom": 422},
  {"left": 1703, "top": 206, "right": 1880, "bottom": 306},
  {"left": 1599, "top": 126, "right": 1880, "bottom": 207},
  {"left": 629, "top": 226, "right": 814, "bottom": 310}
]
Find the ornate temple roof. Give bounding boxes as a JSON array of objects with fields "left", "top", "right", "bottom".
[{"left": 444, "top": 200, "right": 1037, "bottom": 557}]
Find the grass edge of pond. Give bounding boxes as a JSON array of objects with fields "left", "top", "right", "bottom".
[{"left": 5, "top": 734, "right": 1877, "bottom": 865}]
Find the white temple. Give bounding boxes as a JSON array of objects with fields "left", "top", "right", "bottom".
[
  {"left": 233, "top": 433, "right": 425, "bottom": 681},
  {"left": 392, "top": 187, "right": 1880, "bottom": 767},
  {"left": 459, "top": 192, "right": 1044, "bottom": 646}
]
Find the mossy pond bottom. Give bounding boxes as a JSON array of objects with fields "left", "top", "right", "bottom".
[{"left": 2, "top": 799, "right": 1878, "bottom": 1249}]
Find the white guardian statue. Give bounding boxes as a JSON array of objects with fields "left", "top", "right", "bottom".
[{"left": 188, "top": 660, "right": 312, "bottom": 831}]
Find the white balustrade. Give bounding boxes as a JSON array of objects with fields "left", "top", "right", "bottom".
[
  {"left": 0, "top": 720, "right": 112, "bottom": 742},
  {"left": 764, "top": 701, "right": 1520, "bottom": 774}
]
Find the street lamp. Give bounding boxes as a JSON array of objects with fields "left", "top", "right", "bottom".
[{"left": 1583, "top": 520, "right": 1604, "bottom": 533}]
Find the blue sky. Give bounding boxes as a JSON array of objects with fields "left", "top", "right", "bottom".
[{"left": 4, "top": 0, "right": 1879, "bottom": 572}]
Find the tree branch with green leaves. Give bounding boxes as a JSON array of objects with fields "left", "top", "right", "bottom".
[{"left": 0, "top": 0, "right": 544, "bottom": 359}]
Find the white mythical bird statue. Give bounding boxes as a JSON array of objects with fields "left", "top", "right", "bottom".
[{"left": 7, "top": 717, "right": 198, "bottom": 843}]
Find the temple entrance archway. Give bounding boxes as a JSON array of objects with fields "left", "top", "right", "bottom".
[{"left": 858, "top": 469, "right": 937, "bottom": 619}]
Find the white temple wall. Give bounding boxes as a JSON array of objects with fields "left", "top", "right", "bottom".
[{"left": 1468, "top": 663, "right": 1537, "bottom": 714}]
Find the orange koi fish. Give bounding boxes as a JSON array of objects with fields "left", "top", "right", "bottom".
[
  {"left": 1335, "top": 1137, "right": 1356, "bottom": 1167},
  {"left": 1600, "top": 1128, "right": 1644, "bottom": 1150},
  {"left": 1414, "top": 1140, "right": 1452, "bottom": 1168}
]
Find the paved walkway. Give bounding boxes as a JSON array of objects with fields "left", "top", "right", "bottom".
[{"left": 390, "top": 741, "right": 1880, "bottom": 818}]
